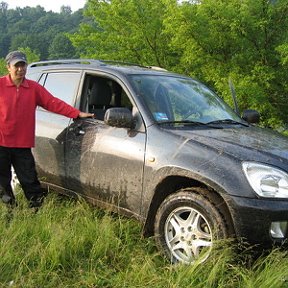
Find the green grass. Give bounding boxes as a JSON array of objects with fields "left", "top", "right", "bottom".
[{"left": 1, "top": 192, "right": 288, "bottom": 288}]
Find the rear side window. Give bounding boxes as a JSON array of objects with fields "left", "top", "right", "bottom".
[{"left": 42, "top": 72, "right": 81, "bottom": 106}]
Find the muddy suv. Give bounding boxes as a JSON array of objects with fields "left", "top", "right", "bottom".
[{"left": 26, "top": 59, "right": 288, "bottom": 264}]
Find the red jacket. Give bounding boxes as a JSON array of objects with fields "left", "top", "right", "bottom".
[{"left": 0, "top": 75, "right": 80, "bottom": 148}]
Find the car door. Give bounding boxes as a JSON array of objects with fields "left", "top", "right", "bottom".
[
  {"left": 64, "top": 75, "right": 146, "bottom": 216},
  {"left": 34, "top": 71, "right": 82, "bottom": 187}
]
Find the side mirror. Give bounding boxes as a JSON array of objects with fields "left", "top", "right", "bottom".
[
  {"left": 104, "top": 107, "right": 135, "bottom": 129},
  {"left": 242, "top": 109, "right": 260, "bottom": 124}
]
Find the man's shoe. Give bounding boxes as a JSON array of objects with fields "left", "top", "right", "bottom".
[
  {"left": 1, "top": 194, "right": 17, "bottom": 208},
  {"left": 28, "top": 198, "right": 43, "bottom": 208}
]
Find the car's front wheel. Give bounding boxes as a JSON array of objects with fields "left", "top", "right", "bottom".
[{"left": 154, "top": 188, "right": 230, "bottom": 264}]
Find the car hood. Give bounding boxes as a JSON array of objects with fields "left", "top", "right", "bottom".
[{"left": 170, "top": 125, "right": 288, "bottom": 164}]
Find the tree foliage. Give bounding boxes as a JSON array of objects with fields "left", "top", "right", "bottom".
[
  {"left": 70, "top": 0, "right": 288, "bottom": 129},
  {"left": 48, "top": 33, "right": 77, "bottom": 60},
  {"left": 163, "top": 0, "right": 288, "bottom": 127},
  {"left": 70, "top": 0, "right": 179, "bottom": 67},
  {"left": 0, "top": 2, "right": 84, "bottom": 60}
]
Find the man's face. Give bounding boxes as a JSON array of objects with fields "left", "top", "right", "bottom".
[{"left": 7, "top": 61, "right": 27, "bottom": 82}]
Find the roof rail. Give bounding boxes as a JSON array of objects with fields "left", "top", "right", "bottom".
[
  {"left": 146, "top": 66, "right": 167, "bottom": 71},
  {"left": 29, "top": 59, "right": 145, "bottom": 68},
  {"left": 29, "top": 59, "right": 104, "bottom": 68},
  {"left": 28, "top": 59, "right": 168, "bottom": 71},
  {"left": 99, "top": 59, "right": 144, "bottom": 67}
]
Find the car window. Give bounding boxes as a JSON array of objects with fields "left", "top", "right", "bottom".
[
  {"left": 80, "top": 75, "right": 133, "bottom": 120},
  {"left": 42, "top": 72, "right": 81, "bottom": 106}
]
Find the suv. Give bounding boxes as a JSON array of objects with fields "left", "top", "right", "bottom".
[{"left": 26, "top": 59, "right": 288, "bottom": 264}]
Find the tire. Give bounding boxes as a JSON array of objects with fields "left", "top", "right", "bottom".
[{"left": 154, "top": 188, "right": 230, "bottom": 264}]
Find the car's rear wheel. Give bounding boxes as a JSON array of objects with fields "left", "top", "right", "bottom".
[{"left": 154, "top": 188, "right": 230, "bottom": 264}]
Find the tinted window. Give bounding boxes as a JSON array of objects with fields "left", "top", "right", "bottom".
[{"left": 43, "top": 72, "right": 81, "bottom": 105}]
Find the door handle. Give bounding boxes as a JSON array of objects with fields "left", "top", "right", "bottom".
[
  {"left": 72, "top": 124, "right": 85, "bottom": 136},
  {"left": 76, "top": 129, "right": 85, "bottom": 135}
]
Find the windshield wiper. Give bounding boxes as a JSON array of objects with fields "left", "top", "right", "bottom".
[
  {"left": 158, "top": 120, "right": 222, "bottom": 128},
  {"left": 207, "top": 119, "right": 249, "bottom": 127}
]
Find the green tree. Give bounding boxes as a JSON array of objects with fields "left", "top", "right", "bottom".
[
  {"left": 0, "top": 4, "right": 84, "bottom": 60},
  {"left": 70, "top": 0, "right": 178, "bottom": 67},
  {"left": 163, "top": 0, "right": 288, "bottom": 127},
  {"left": 277, "top": 44, "right": 288, "bottom": 66},
  {"left": 0, "top": 58, "right": 7, "bottom": 76},
  {"left": 48, "top": 33, "right": 77, "bottom": 59},
  {"left": 19, "top": 46, "right": 40, "bottom": 63},
  {"left": 60, "top": 5, "right": 72, "bottom": 15},
  {"left": 0, "top": 2, "right": 10, "bottom": 57},
  {"left": 10, "top": 33, "right": 48, "bottom": 59}
]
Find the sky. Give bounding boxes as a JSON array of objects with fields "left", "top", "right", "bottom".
[{"left": 5, "top": 0, "right": 87, "bottom": 13}]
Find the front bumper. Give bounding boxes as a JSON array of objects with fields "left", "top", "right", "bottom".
[{"left": 227, "top": 195, "right": 288, "bottom": 246}]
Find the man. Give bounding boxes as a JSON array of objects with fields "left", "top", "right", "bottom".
[{"left": 0, "top": 51, "right": 93, "bottom": 209}]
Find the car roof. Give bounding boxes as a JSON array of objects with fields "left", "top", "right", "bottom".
[{"left": 27, "top": 59, "right": 177, "bottom": 77}]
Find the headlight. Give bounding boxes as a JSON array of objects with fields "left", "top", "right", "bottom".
[{"left": 242, "top": 162, "right": 288, "bottom": 198}]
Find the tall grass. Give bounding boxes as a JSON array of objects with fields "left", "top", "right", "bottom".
[{"left": 1, "top": 192, "right": 288, "bottom": 288}]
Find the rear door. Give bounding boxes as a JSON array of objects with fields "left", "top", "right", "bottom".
[{"left": 34, "top": 71, "right": 82, "bottom": 187}]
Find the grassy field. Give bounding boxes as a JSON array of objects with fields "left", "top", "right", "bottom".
[{"left": 1, "top": 192, "right": 288, "bottom": 288}]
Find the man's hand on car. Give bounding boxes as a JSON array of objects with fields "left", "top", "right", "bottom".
[{"left": 78, "top": 112, "right": 95, "bottom": 118}]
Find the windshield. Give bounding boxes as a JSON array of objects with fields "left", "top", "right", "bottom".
[{"left": 129, "top": 75, "right": 243, "bottom": 124}]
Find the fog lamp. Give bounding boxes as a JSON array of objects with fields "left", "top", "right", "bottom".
[{"left": 270, "top": 221, "right": 288, "bottom": 239}]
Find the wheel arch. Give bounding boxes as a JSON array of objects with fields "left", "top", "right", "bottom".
[{"left": 143, "top": 175, "right": 235, "bottom": 237}]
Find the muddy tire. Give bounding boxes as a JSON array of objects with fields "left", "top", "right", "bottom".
[{"left": 154, "top": 187, "right": 230, "bottom": 264}]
